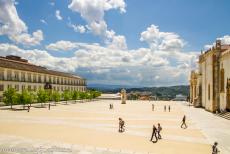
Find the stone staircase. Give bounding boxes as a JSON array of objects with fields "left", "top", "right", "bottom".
[{"left": 215, "top": 111, "right": 230, "bottom": 120}]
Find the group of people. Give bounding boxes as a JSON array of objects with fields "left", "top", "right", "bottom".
[
  {"left": 150, "top": 123, "right": 162, "bottom": 143},
  {"left": 164, "top": 105, "right": 171, "bottom": 112}
]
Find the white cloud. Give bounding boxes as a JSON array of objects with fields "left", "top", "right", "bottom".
[
  {"left": 0, "top": 0, "right": 43, "bottom": 46},
  {"left": 69, "top": 24, "right": 86, "bottom": 33},
  {"left": 46, "top": 40, "right": 78, "bottom": 51},
  {"left": 68, "top": 0, "right": 127, "bottom": 50},
  {"left": 9, "top": 30, "right": 43, "bottom": 46},
  {"left": 140, "top": 25, "right": 185, "bottom": 51},
  {"left": 55, "top": 10, "right": 63, "bottom": 20},
  {"left": 40, "top": 19, "right": 47, "bottom": 24}
]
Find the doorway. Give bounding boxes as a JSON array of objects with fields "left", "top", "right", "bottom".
[{"left": 226, "top": 79, "right": 230, "bottom": 111}]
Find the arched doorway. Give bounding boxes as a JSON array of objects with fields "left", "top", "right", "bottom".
[{"left": 227, "top": 78, "right": 230, "bottom": 111}]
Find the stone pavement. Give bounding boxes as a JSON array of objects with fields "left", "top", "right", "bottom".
[
  {"left": 180, "top": 101, "right": 230, "bottom": 154},
  {"left": 0, "top": 100, "right": 211, "bottom": 154}
]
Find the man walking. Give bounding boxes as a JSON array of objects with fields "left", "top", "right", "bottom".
[
  {"left": 48, "top": 103, "right": 51, "bottom": 110},
  {"left": 181, "top": 115, "right": 187, "bottom": 129},
  {"left": 150, "top": 125, "right": 158, "bottom": 143},
  {"left": 27, "top": 105, "right": 30, "bottom": 112},
  {"left": 152, "top": 104, "right": 154, "bottom": 111},
  {"left": 157, "top": 123, "right": 162, "bottom": 139},
  {"left": 212, "top": 142, "right": 220, "bottom": 154},
  {"left": 164, "top": 105, "right": 166, "bottom": 112},
  {"left": 119, "top": 118, "right": 125, "bottom": 132},
  {"left": 168, "top": 105, "right": 171, "bottom": 112}
]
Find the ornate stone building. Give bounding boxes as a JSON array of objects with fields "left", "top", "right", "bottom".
[
  {"left": 0, "top": 55, "right": 87, "bottom": 101},
  {"left": 190, "top": 40, "right": 230, "bottom": 112}
]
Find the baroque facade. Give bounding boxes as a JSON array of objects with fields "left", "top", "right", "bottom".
[
  {"left": 190, "top": 40, "right": 230, "bottom": 112},
  {"left": 0, "top": 55, "right": 86, "bottom": 101}
]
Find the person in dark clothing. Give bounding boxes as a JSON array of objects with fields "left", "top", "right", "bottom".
[
  {"left": 164, "top": 105, "right": 166, "bottom": 112},
  {"left": 27, "top": 105, "right": 30, "bottom": 112},
  {"left": 181, "top": 115, "right": 187, "bottom": 129},
  {"left": 150, "top": 125, "right": 158, "bottom": 143},
  {"left": 168, "top": 105, "right": 171, "bottom": 112},
  {"left": 212, "top": 142, "right": 220, "bottom": 154},
  {"left": 48, "top": 103, "right": 51, "bottom": 110},
  {"left": 119, "top": 118, "right": 125, "bottom": 132},
  {"left": 157, "top": 123, "right": 162, "bottom": 139},
  {"left": 152, "top": 104, "right": 154, "bottom": 111}
]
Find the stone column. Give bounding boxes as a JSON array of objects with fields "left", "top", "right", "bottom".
[{"left": 121, "top": 89, "right": 126, "bottom": 104}]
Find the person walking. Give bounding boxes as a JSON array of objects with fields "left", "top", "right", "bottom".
[
  {"left": 181, "top": 115, "right": 187, "bottom": 129},
  {"left": 48, "top": 103, "right": 51, "bottom": 110},
  {"left": 119, "top": 118, "right": 125, "bottom": 132},
  {"left": 27, "top": 105, "right": 30, "bottom": 112},
  {"left": 157, "top": 123, "right": 162, "bottom": 139},
  {"left": 168, "top": 105, "right": 171, "bottom": 112},
  {"left": 164, "top": 105, "right": 166, "bottom": 112},
  {"left": 212, "top": 142, "right": 220, "bottom": 154},
  {"left": 152, "top": 104, "right": 154, "bottom": 111},
  {"left": 150, "top": 125, "right": 158, "bottom": 143}
]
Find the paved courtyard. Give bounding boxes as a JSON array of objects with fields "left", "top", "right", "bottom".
[{"left": 0, "top": 100, "right": 226, "bottom": 154}]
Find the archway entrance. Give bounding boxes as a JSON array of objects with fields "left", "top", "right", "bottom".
[{"left": 226, "top": 79, "right": 230, "bottom": 111}]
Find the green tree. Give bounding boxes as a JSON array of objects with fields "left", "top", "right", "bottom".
[
  {"left": 52, "top": 90, "right": 61, "bottom": 105},
  {"left": 79, "top": 91, "right": 86, "bottom": 103},
  {"left": 37, "top": 89, "right": 49, "bottom": 107},
  {"left": 62, "top": 90, "right": 71, "bottom": 104},
  {"left": 72, "top": 91, "right": 80, "bottom": 103},
  {"left": 3, "top": 87, "right": 17, "bottom": 109}
]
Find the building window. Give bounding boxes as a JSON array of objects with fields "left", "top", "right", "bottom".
[
  {"left": 0, "top": 85, "right": 4, "bottom": 91},
  {"left": 220, "top": 68, "right": 225, "bottom": 92},
  {"left": 33, "top": 74, "right": 37, "bottom": 82},
  {"left": 21, "top": 72, "right": 26, "bottom": 82},
  {"left": 208, "top": 84, "right": 210, "bottom": 100},
  {"left": 38, "top": 75, "right": 41, "bottom": 83},
  {"left": 57, "top": 77, "right": 60, "bottom": 84},
  {"left": 7, "top": 70, "right": 12, "bottom": 80},
  {"left": 15, "top": 85, "right": 19, "bottom": 91},
  {"left": 28, "top": 73, "right": 32, "bottom": 82},
  {"left": 28, "top": 85, "right": 31, "bottom": 91},
  {"left": 7, "top": 84, "right": 12, "bottom": 89},
  {"left": 44, "top": 75, "right": 47, "bottom": 82},
  {"left": 0, "top": 69, "right": 4, "bottom": 80},
  {"left": 34, "top": 85, "right": 37, "bottom": 91},
  {"left": 22, "top": 85, "right": 25, "bottom": 90},
  {"left": 49, "top": 76, "right": 51, "bottom": 83},
  {"left": 14, "top": 71, "right": 19, "bottom": 81}
]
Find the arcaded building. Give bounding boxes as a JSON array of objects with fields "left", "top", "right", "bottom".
[
  {"left": 190, "top": 40, "right": 230, "bottom": 112},
  {"left": 0, "top": 55, "right": 87, "bottom": 101}
]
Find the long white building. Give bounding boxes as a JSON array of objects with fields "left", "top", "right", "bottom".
[{"left": 0, "top": 55, "right": 87, "bottom": 101}]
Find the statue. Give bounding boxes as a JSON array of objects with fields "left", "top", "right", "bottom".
[{"left": 121, "top": 89, "right": 126, "bottom": 104}]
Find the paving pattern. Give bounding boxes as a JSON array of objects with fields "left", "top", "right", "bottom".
[{"left": 0, "top": 100, "right": 212, "bottom": 154}]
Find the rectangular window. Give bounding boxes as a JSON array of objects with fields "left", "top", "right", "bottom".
[
  {"left": 21, "top": 72, "right": 26, "bottom": 82},
  {"left": 57, "top": 77, "right": 60, "bottom": 84},
  {"left": 49, "top": 76, "right": 51, "bottom": 83},
  {"left": 33, "top": 74, "right": 37, "bottom": 82},
  {"left": 208, "top": 84, "right": 210, "bottom": 100},
  {"left": 15, "top": 85, "right": 19, "bottom": 91},
  {"left": 7, "top": 70, "right": 12, "bottom": 80},
  {"left": 44, "top": 75, "right": 47, "bottom": 82},
  {"left": 38, "top": 75, "right": 41, "bottom": 83},
  {"left": 0, "top": 69, "right": 4, "bottom": 80},
  {"left": 28, "top": 85, "right": 31, "bottom": 91},
  {"left": 220, "top": 69, "right": 225, "bottom": 92},
  {"left": 14, "top": 71, "right": 19, "bottom": 81},
  {"left": 34, "top": 85, "right": 37, "bottom": 91},
  {"left": 28, "top": 73, "right": 32, "bottom": 82},
  {"left": 0, "top": 84, "right": 4, "bottom": 91},
  {"left": 22, "top": 85, "right": 25, "bottom": 90}
]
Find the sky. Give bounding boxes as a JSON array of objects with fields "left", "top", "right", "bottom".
[{"left": 0, "top": 0, "right": 230, "bottom": 87}]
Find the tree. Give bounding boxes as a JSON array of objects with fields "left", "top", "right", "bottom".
[
  {"left": 37, "top": 89, "right": 49, "bottom": 107},
  {"left": 72, "top": 91, "right": 80, "bottom": 103},
  {"left": 52, "top": 90, "right": 61, "bottom": 105},
  {"left": 3, "top": 87, "right": 17, "bottom": 109},
  {"left": 62, "top": 90, "right": 71, "bottom": 104}
]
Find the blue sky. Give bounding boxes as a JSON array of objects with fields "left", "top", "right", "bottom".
[{"left": 0, "top": 0, "right": 230, "bottom": 86}]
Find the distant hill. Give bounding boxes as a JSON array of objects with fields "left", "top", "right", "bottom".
[{"left": 88, "top": 84, "right": 189, "bottom": 99}]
